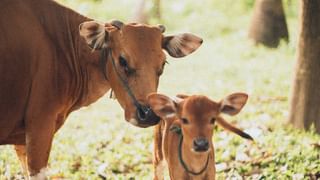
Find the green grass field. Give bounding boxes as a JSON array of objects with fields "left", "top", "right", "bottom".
[{"left": 1, "top": 0, "right": 319, "bottom": 179}]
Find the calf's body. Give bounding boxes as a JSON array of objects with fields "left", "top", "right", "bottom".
[
  {"left": 148, "top": 93, "right": 253, "bottom": 180},
  {"left": 159, "top": 117, "right": 216, "bottom": 179}
]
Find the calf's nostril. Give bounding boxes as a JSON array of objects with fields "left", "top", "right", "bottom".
[{"left": 193, "top": 138, "right": 209, "bottom": 152}]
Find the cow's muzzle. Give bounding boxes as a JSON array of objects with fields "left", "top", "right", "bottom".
[{"left": 136, "top": 105, "right": 160, "bottom": 127}]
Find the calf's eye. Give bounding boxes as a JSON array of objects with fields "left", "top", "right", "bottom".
[
  {"left": 181, "top": 118, "right": 189, "bottom": 124},
  {"left": 210, "top": 118, "right": 216, "bottom": 124}
]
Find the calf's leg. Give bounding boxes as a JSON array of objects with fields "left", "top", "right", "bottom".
[{"left": 153, "top": 122, "right": 165, "bottom": 180}]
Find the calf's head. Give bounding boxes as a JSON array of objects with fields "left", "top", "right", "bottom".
[
  {"left": 147, "top": 93, "right": 253, "bottom": 153},
  {"left": 79, "top": 20, "right": 202, "bottom": 128}
]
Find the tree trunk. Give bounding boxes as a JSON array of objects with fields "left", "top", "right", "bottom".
[
  {"left": 153, "top": 0, "right": 161, "bottom": 20},
  {"left": 248, "top": 0, "right": 289, "bottom": 48},
  {"left": 131, "top": 0, "right": 149, "bottom": 24},
  {"left": 131, "top": 0, "right": 161, "bottom": 24},
  {"left": 288, "top": 0, "right": 320, "bottom": 133}
]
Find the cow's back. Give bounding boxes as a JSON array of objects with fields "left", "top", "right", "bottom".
[{"left": 0, "top": 0, "right": 54, "bottom": 142}]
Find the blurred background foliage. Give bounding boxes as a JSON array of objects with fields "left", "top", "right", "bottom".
[
  {"left": 58, "top": 0, "right": 298, "bottom": 38},
  {"left": 1, "top": 0, "right": 319, "bottom": 179}
]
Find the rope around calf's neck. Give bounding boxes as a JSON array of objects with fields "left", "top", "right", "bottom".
[{"left": 170, "top": 126, "right": 210, "bottom": 176}]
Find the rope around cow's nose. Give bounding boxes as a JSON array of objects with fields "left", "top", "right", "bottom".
[{"left": 100, "top": 47, "right": 153, "bottom": 118}]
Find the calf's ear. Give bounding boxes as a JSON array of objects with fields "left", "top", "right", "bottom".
[
  {"left": 79, "top": 21, "right": 109, "bottom": 50},
  {"left": 147, "top": 93, "right": 177, "bottom": 119},
  {"left": 216, "top": 117, "right": 254, "bottom": 141},
  {"left": 162, "top": 33, "right": 203, "bottom": 58},
  {"left": 220, "top": 93, "right": 248, "bottom": 116}
]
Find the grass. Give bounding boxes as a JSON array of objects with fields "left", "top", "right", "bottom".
[{"left": 1, "top": 0, "right": 319, "bottom": 179}]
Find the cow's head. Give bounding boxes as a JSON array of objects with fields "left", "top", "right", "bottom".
[
  {"left": 147, "top": 93, "right": 253, "bottom": 153},
  {"left": 79, "top": 20, "right": 202, "bottom": 128}
]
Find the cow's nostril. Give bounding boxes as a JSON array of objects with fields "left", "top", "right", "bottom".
[
  {"left": 135, "top": 105, "right": 161, "bottom": 127},
  {"left": 136, "top": 106, "right": 148, "bottom": 121},
  {"left": 193, "top": 138, "right": 209, "bottom": 152}
]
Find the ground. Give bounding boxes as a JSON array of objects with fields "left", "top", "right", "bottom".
[{"left": 0, "top": 0, "right": 319, "bottom": 179}]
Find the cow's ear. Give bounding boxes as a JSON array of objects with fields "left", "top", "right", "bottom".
[
  {"left": 147, "top": 93, "right": 177, "bottom": 119},
  {"left": 220, "top": 93, "right": 248, "bottom": 116},
  {"left": 79, "top": 21, "right": 109, "bottom": 50},
  {"left": 162, "top": 33, "right": 203, "bottom": 58}
]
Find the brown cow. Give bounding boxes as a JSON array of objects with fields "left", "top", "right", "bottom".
[
  {"left": 0, "top": 0, "right": 202, "bottom": 178},
  {"left": 147, "top": 93, "right": 253, "bottom": 180}
]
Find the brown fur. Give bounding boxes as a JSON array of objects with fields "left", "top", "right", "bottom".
[
  {"left": 0, "top": 0, "right": 202, "bottom": 177},
  {"left": 148, "top": 93, "right": 253, "bottom": 180}
]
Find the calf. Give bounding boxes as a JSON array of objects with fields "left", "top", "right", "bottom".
[{"left": 147, "top": 93, "right": 253, "bottom": 180}]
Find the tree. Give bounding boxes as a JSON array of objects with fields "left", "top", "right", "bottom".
[
  {"left": 131, "top": 0, "right": 161, "bottom": 24},
  {"left": 288, "top": 0, "right": 320, "bottom": 133},
  {"left": 248, "top": 0, "right": 289, "bottom": 48},
  {"left": 131, "top": 0, "right": 149, "bottom": 24},
  {"left": 153, "top": 0, "right": 161, "bottom": 20}
]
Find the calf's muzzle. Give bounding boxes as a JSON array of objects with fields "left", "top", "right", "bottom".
[{"left": 193, "top": 137, "right": 209, "bottom": 152}]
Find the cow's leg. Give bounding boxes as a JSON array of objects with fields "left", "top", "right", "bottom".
[
  {"left": 153, "top": 122, "right": 164, "bottom": 180},
  {"left": 14, "top": 145, "right": 29, "bottom": 179},
  {"left": 25, "top": 114, "right": 56, "bottom": 179}
]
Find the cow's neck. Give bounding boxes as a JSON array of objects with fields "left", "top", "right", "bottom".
[{"left": 34, "top": 1, "right": 110, "bottom": 110}]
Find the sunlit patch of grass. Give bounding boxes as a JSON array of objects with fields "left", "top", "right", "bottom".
[{"left": 1, "top": 0, "right": 319, "bottom": 179}]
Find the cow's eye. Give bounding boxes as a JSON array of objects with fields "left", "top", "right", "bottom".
[
  {"left": 119, "top": 56, "right": 128, "bottom": 68},
  {"left": 119, "top": 56, "right": 135, "bottom": 76},
  {"left": 210, "top": 118, "right": 216, "bottom": 124},
  {"left": 181, "top": 118, "right": 189, "bottom": 124},
  {"left": 157, "top": 61, "right": 168, "bottom": 76}
]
